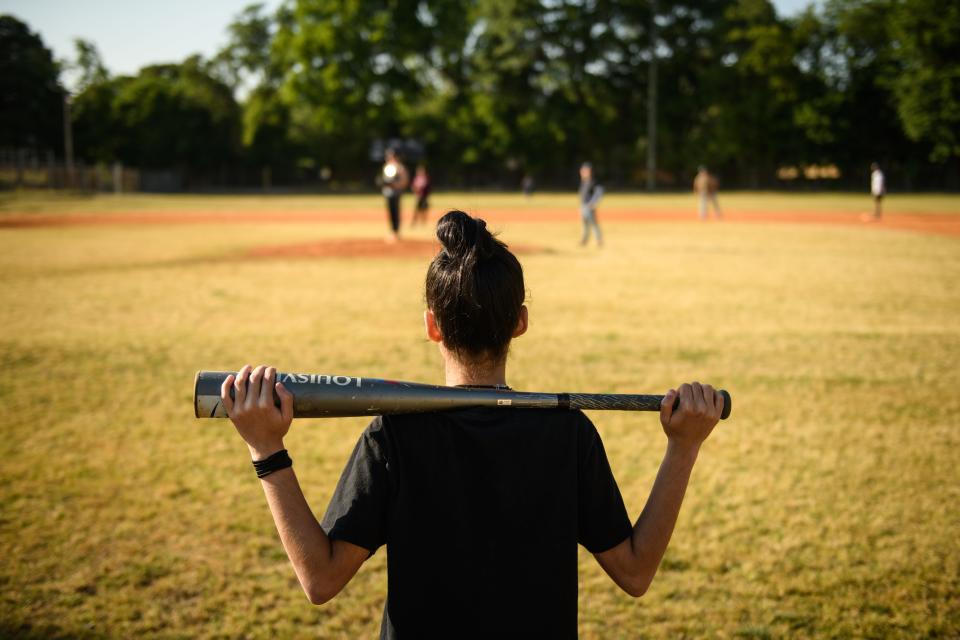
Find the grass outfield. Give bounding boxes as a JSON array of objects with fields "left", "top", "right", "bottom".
[{"left": 1, "top": 192, "right": 958, "bottom": 638}]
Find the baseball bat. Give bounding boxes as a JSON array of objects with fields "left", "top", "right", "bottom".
[{"left": 194, "top": 371, "right": 732, "bottom": 420}]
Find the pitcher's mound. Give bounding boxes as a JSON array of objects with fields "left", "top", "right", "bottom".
[{"left": 249, "top": 237, "right": 546, "bottom": 259}]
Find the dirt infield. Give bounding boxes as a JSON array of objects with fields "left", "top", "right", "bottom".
[{"left": 2, "top": 207, "right": 959, "bottom": 238}]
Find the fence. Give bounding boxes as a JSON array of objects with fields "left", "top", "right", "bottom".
[
  {"left": 0, "top": 151, "right": 367, "bottom": 193},
  {"left": 5, "top": 148, "right": 956, "bottom": 193},
  {"left": 0, "top": 149, "right": 139, "bottom": 193}
]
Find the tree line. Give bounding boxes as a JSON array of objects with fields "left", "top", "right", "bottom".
[{"left": 2, "top": 0, "right": 958, "bottom": 190}]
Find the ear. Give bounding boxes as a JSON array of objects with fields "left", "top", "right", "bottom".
[
  {"left": 512, "top": 305, "right": 529, "bottom": 338},
  {"left": 424, "top": 309, "right": 443, "bottom": 343}
]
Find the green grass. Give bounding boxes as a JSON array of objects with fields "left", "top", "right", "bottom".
[{"left": 1, "top": 192, "right": 958, "bottom": 638}]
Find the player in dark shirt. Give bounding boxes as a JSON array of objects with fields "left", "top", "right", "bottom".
[
  {"left": 579, "top": 162, "right": 604, "bottom": 246},
  {"left": 410, "top": 164, "right": 431, "bottom": 226},
  {"left": 220, "top": 210, "right": 726, "bottom": 638}
]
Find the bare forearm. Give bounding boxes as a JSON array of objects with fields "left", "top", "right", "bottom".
[
  {"left": 258, "top": 467, "right": 333, "bottom": 594},
  {"left": 594, "top": 383, "right": 722, "bottom": 597},
  {"left": 226, "top": 370, "right": 365, "bottom": 604},
  {"left": 628, "top": 441, "right": 699, "bottom": 586}
]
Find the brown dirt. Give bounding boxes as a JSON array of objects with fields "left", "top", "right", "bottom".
[{"left": 1, "top": 208, "right": 959, "bottom": 241}]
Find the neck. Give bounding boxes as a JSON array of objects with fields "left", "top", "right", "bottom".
[{"left": 442, "top": 353, "right": 508, "bottom": 387}]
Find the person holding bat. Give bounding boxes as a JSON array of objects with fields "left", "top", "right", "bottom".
[{"left": 220, "top": 210, "right": 725, "bottom": 637}]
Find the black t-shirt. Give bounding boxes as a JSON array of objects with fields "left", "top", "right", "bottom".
[{"left": 320, "top": 407, "right": 632, "bottom": 639}]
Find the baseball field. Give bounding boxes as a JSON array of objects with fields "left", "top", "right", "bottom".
[{"left": 1, "top": 190, "right": 958, "bottom": 638}]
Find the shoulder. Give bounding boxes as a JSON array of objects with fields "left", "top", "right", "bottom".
[
  {"left": 363, "top": 414, "right": 387, "bottom": 435},
  {"left": 572, "top": 410, "right": 600, "bottom": 439},
  {"left": 357, "top": 416, "right": 391, "bottom": 454}
]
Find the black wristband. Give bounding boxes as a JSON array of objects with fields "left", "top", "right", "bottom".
[{"left": 252, "top": 449, "right": 292, "bottom": 478}]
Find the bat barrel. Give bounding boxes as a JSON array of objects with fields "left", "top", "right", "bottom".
[{"left": 194, "top": 371, "right": 559, "bottom": 419}]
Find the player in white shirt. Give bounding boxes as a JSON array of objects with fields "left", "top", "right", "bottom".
[
  {"left": 870, "top": 162, "right": 885, "bottom": 220},
  {"left": 380, "top": 148, "right": 409, "bottom": 242}
]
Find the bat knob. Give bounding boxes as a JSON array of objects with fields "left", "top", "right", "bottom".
[
  {"left": 670, "top": 389, "right": 732, "bottom": 420},
  {"left": 719, "top": 390, "right": 732, "bottom": 420}
]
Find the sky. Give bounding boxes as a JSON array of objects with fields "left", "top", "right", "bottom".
[
  {"left": 3, "top": 0, "right": 816, "bottom": 88},
  {"left": 2, "top": 0, "right": 283, "bottom": 83}
]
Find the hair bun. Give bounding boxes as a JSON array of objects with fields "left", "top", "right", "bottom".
[
  {"left": 436, "top": 210, "right": 494, "bottom": 259},
  {"left": 425, "top": 209, "right": 525, "bottom": 360}
]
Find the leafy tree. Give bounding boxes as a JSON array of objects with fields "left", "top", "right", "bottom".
[
  {"left": 805, "top": 0, "right": 933, "bottom": 187},
  {"left": 71, "top": 76, "right": 122, "bottom": 163},
  {"left": 887, "top": 0, "right": 960, "bottom": 161},
  {"left": 213, "top": 3, "right": 297, "bottom": 178},
  {"left": 73, "top": 57, "right": 241, "bottom": 170},
  {"left": 650, "top": 0, "right": 736, "bottom": 184},
  {"left": 695, "top": 0, "right": 805, "bottom": 187},
  {"left": 389, "top": 0, "right": 479, "bottom": 182},
  {"left": 14, "top": 1, "right": 960, "bottom": 189},
  {"left": 71, "top": 38, "right": 108, "bottom": 93},
  {"left": 460, "top": 0, "right": 555, "bottom": 177},
  {"left": 0, "top": 14, "right": 65, "bottom": 152},
  {"left": 211, "top": 3, "right": 278, "bottom": 92},
  {"left": 242, "top": 85, "right": 296, "bottom": 171},
  {"left": 269, "top": 0, "right": 435, "bottom": 175}
]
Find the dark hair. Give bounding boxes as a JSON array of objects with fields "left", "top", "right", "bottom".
[{"left": 426, "top": 210, "right": 525, "bottom": 362}]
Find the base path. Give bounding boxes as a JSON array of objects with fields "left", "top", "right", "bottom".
[{"left": 1, "top": 208, "right": 959, "bottom": 237}]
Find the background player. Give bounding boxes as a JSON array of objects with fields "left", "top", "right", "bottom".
[
  {"left": 870, "top": 162, "right": 886, "bottom": 220},
  {"left": 380, "top": 148, "right": 409, "bottom": 242},
  {"left": 693, "top": 166, "right": 722, "bottom": 220},
  {"left": 579, "top": 162, "right": 604, "bottom": 247},
  {"left": 411, "top": 164, "right": 431, "bottom": 226},
  {"left": 522, "top": 174, "right": 535, "bottom": 198}
]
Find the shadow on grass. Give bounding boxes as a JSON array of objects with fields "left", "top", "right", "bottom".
[{"left": 1, "top": 621, "right": 108, "bottom": 640}]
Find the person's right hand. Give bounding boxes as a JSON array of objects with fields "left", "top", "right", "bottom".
[
  {"left": 220, "top": 365, "right": 294, "bottom": 460},
  {"left": 659, "top": 382, "right": 724, "bottom": 452}
]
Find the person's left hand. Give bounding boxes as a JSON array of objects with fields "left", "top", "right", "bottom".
[{"left": 220, "top": 365, "right": 294, "bottom": 459}]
